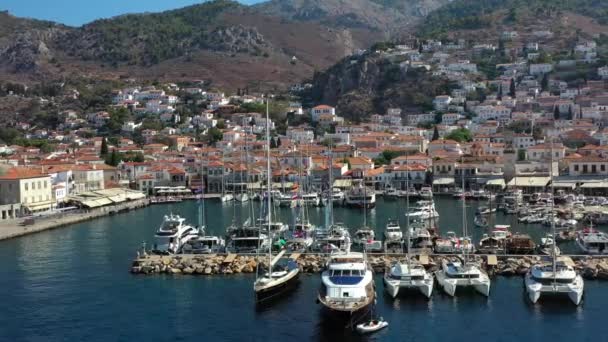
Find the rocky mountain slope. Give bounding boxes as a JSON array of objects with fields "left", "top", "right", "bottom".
[{"left": 0, "top": 0, "right": 450, "bottom": 88}]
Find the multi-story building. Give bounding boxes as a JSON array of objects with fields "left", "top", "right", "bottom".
[{"left": 0, "top": 168, "right": 53, "bottom": 217}]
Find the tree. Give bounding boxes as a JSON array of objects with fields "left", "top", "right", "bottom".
[
  {"left": 553, "top": 106, "right": 560, "bottom": 120},
  {"left": 270, "top": 137, "right": 277, "bottom": 149},
  {"left": 541, "top": 73, "right": 549, "bottom": 92},
  {"left": 277, "top": 137, "right": 282, "bottom": 147},
  {"left": 100, "top": 137, "right": 109, "bottom": 157},
  {"left": 445, "top": 128, "right": 472, "bottom": 142},
  {"left": 432, "top": 125, "right": 440, "bottom": 141},
  {"left": 517, "top": 149, "right": 526, "bottom": 161},
  {"left": 509, "top": 78, "right": 516, "bottom": 97},
  {"left": 567, "top": 106, "right": 574, "bottom": 120},
  {"left": 497, "top": 84, "right": 503, "bottom": 101},
  {"left": 106, "top": 149, "right": 121, "bottom": 166},
  {"left": 205, "top": 127, "right": 223, "bottom": 145}
]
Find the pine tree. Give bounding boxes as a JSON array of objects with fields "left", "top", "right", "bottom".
[
  {"left": 541, "top": 73, "right": 549, "bottom": 92},
  {"left": 567, "top": 106, "right": 573, "bottom": 120},
  {"left": 107, "top": 149, "right": 121, "bottom": 166},
  {"left": 432, "top": 125, "right": 440, "bottom": 141},
  {"left": 553, "top": 106, "right": 560, "bottom": 120},
  {"left": 100, "top": 137, "right": 108, "bottom": 157},
  {"left": 509, "top": 78, "right": 516, "bottom": 97},
  {"left": 277, "top": 137, "right": 282, "bottom": 147},
  {"left": 497, "top": 84, "right": 503, "bottom": 100},
  {"left": 270, "top": 137, "right": 277, "bottom": 149}
]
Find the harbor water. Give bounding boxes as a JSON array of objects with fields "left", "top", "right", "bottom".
[{"left": 1, "top": 197, "right": 607, "bottom": 341}]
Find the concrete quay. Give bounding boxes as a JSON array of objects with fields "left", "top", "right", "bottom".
[{"left": 0, "top": 198, "right": 149, "bottom": 241}]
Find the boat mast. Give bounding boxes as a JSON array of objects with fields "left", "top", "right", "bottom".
[
  {"left": 461, "top": 156, "right": 468, "bottom": 265},
  {"left": 266, "top": 99, "right": 273, "bottom": 274},
  {"left": 199, "top": 156, "right": 206, "bottom": 231},
  {"left": 328, "top": 142, "right": 334, "bottom": 228},
  {"left": 550, "top": 138, "right": 556, "bottom": 280},
  {"left": 406, "top": 154, "right": 410, "bottom": 265}
]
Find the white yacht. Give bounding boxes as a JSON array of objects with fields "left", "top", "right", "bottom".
[
  {"left": 313, "top": 225, "right": 351, "bottom": 253},
  {"left": 235, "top": 192, "right": 250, "bottom": 203},
  {"left": 226, "top": 227, "right": 270, "bottom": 253},
  {"left": 275, "top": 192, "right": 296, "bottom": 208},
  {"left": 353, "top": 228, "right": 375, "bottom": 245},
  {"left": 408, "top": 226, "right": 434, "bottom": 252},
  {"left": 406, "top": 200, "right": 439, "bottom": 219},
  {"left": 182, "top": 235, "right": 226, "bottom": 254},
  {"left": 384, "top": 220, "right": 402, "bottom": 241},
  {"left": 435, "top": 259, "right": 491, "bottom": 297},
  {"left": 418, "top": 187, "right": 433, "bottom": 200},
  {"left": 301, "top": 192, "right": 321, "bottom": 207},
  {"left": 345, "top": 182, "right": 376, "bottom": 208},
  {"left": 576, "top": 228, "right": 608, "bottom": 255},
  {"left": 220, "top": 193, "right": 234, "bottom": 202},
  {"left": 384, "top": 187, "right": 399, "bottom": 199},
  {"left": 384, "top": 261, "right": 433, "bottom": 298},
  {"left": 525, "top": 258, "right": 584, "bottom": 305},
  {"left": 329, "top": 187, "right": 345, "bottom": 204},
  {"left": 153, "top": 214, "right": 199, "bottom": 254},
  {"left": 318, "top": 251, "right": 375, "bottom": 320}
]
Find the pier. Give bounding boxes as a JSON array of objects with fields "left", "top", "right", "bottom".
[
  {"left": 130, "top": 252, "right": 608, "bottom": 280},
  {"left": 0, "top": 198, "right": 149, "bottom": 241}
]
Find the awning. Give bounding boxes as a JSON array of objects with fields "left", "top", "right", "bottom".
[
  {"left": 552, "top": 181, "right": 577, "bottom": 189},
  {"left": 485, "top": 179, "right": 506, "bottom": 188},
  {"left": 333, "top": 179, "right": 352, "bottom": 188},
  {"left": 507, "top": 177, "right": 550, "bottom": 187},
  {"left": 24, "top": 201, "right": 53, "bottom": 211},
  {"left": 433, "top": 178, "right": 455, "bottom": 185},
  {"left": 581, "top": 181, "right": 608, "bottom": 189}
]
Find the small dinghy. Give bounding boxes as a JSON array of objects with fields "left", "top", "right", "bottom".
[{"left": 356, "top": 318, "right": 388, "bottom": 334}]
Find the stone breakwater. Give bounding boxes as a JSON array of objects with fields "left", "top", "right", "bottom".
[{"left": 130, "top": 254, "right": 608, "bottom": 280}]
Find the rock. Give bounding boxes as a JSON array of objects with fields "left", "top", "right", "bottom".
[
  {"left": 169, "top": 268, "right": 182, "bottom": 274},
  {"left": 195, "top": 267, "right": 205, "bottom": 274},
  {"left": 141, "top": 265, "right": 155, "bottom": 274},
  {"left": 131, "top": 266, "right": 142, "bottom": 274},
  {"left": 204, "top": 267, "right": 213, "bottom": 275},
  {"left": 242, "top": 264, "right": 253, "bottom": 273},
  {"left": 183, "top": 267, "right": 194, "bottom": 274}
]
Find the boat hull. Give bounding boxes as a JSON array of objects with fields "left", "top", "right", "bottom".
[
  {"left": 317, "top": 294, "right": 375, "bottom": 325},
  {"left": 255, "top": 271, "right": 300, "bottom": 304},
  {"left": 524, "top": 273, "right": 584, "bottom": 305},
  {"left": 383, "top": 276, "right": 433, "bottom": 298},
  {"left": 436, "top": 271, "right": 490, "bottom": 297}
]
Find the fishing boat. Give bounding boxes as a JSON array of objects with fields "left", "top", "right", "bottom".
[
  {"left": 477, "top": 225, "right": 511, "bottom": 254},
  {"left": 317, "top": 251, "right": 376, "bottom": 322},
  {"left": 436, "top": 166, "right": 490, "bottom": 297},
  {"left": 576, "top": 227, "right": 608, "bottom": 255},
  {"left": 153, "top": 214, "right": 199, "bottom": 254},
  {"left": 506, "top": 234, "right": 537, "bottom": 254},
  {"left": 254, "top": 100, "right": 300, "bottom": 304}
]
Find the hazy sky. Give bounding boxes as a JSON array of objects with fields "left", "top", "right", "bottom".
[{"left": 2, "top": 0, "right": 264, "bottom": 26}]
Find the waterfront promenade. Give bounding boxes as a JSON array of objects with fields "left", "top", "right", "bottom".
[{"left": 0, "top": 198, "right": 149, "bottom": 241}]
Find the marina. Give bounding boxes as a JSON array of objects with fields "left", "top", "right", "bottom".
[{"left": 4, "top": 198, "right": 608, "bottom": 341}]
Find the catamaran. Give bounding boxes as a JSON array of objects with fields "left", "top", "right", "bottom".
[
  {"left": 384, "top": 168, "right": 433, "bottom": 298},
  {"left": 254, "top": 99, "right": 300, "bottom": 303},
  {"left": 435, "top": 167, "right": 490, "bottom": 297},
  {"left": 525, "top": 141, "right": 584, "bottom": 305}
]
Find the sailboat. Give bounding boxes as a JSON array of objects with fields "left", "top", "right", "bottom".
[
  {"left": 525, "top": 140, "right": 584, "bottom": 305},
  {"left": 220, "top": 152, "right": 233, "bottom": 203},
  {"left": 183, "top": 164, "right": 225, "bottom": 254},
  {"left": 384, "top": 158, "right": 434, "bottom": 298},
  {"left": 254, "top": 99, "right": 300, "bottom": 303},
  {"left": 435, "top": 162, "right": 491, "bottom": 297}
]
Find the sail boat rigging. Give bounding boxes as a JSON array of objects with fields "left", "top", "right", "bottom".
[
  {"left": 383, "top": 154, "right": 434, "bottom": 298},
  {"left": 525, "top": 138, "right": 584, "bottom": 305},
  {"left": 253, "top": 98, "right": 300, "bottom": 303}
]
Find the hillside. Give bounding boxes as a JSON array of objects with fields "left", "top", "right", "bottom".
[
  {"left": 0, "top": 0, "right": 451, "bottom": 89},
  {"left": 307, "top": 51, "right": 451, "bottom": 122}
]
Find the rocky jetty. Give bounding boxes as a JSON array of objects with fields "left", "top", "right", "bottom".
[{"left": 130, "top": 253, "right": 608, "bottom": 280}]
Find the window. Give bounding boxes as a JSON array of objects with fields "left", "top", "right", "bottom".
[
  {"left": 44, "top": 181, "right": 48, "bottom": 188},
  {"left": 592, "top": 165, "right": 597, "bottom": 173},
  {"left": 583, "top": 165, "right": 588, "bottom": 174},
  {"left": 602, "top": 165, "right": 606, "bottom": 172},
  {"left": 574, "top": 165, "right": 579, "bottom": 172},
  {"left": 25, "top": 183, "right": 28, "bottom": 191}
]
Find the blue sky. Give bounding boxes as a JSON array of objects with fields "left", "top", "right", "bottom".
[{"left": 2, "top": 0, "right": 264, "bottom": 26}]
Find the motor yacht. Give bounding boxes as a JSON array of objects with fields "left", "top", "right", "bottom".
[{"left": 153, "top": 214, "right": 199, "bottom": 254}]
